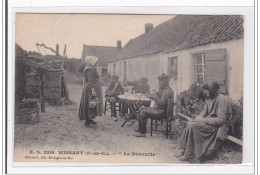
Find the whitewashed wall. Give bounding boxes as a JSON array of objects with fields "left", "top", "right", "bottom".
[
  {"left": 108, "top": 53, "right": 164, "bottom": 91},
  {"left": 161, "top": 38, "right": 244, "bottom": 101},
  {"left": 96, "top": 65, "right": 107, "bottom": 77},
  {"left": 108, "top": 38, "right": 244, "bottom": 101}
]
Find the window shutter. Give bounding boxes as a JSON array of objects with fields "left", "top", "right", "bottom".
[{"left": 205, "top": 48, "right": 227, "bottom": 94}]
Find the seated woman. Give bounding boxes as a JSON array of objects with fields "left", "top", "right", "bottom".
[{"left": 176, "top": 81, "right": 231, "bottom": 163}]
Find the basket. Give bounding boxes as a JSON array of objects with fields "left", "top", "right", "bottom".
[{"left": 89, "top": 95, "right": 100, "bottom": 108}]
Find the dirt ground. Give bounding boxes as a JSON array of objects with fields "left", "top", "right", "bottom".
[{"left": 14, "top": 83, "right": 242, "bottom": 164}]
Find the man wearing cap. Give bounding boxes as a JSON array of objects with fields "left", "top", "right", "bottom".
[
  {"left": 127, "top": 77, "right": 150, "bottom": 94},
  {"left": 134, "top": 73, "right": 174, "bottom": 137},
  {"left": 105, "top": 75, "right": 125, "bottom": 121}
]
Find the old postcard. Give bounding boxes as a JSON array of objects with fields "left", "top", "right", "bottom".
[{"left": 14, "top": 13, "right": 244, "bottom": 164}]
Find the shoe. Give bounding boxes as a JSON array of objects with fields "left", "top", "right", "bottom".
[
  {"left": 89, "top": 119, "right": 97, "bottom": 125},
  {"left": 188, "top": 158, "right": 201, "bottom": 164},
  {"left": 174, "top": 148, "right": 185, "bottom": 157},
  {"left": 178, "top": 155, "right": 189, "bottom": 162},
  {"left": 133, "top": 133, "right": 146, "bottom": 137},
  {"left": 134, "top": 129, "right": 140, "bottom": 132},
  {"left": 174, "top": 151, "right": 184, "bottom": 157},
  {"left": 85, "top": 119, "right": 96, "bottom": 126},
  {"left": 85, "top": 122, "right": 91, "bottom": 127},
  {"left": 119, "top": 113, "right": 125, "bottom": 118},
  {"left": 112, "top": 116, "right": 118, "bottom": 121}
]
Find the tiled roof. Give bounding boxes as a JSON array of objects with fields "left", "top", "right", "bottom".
[
  {"left": 81, "top": 45, "right": 121, "bottom": 66},
  {"left": 113, "top": 15, "right": 244, "bottom": 62}
]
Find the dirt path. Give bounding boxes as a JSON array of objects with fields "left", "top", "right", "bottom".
[
  {"left": 14, "top": 83, "right": 182, "bottom": 163},
  {"left": 14, "top": 83, "right": 242, "bottom": 164}
]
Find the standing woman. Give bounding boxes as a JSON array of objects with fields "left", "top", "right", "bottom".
[{"left": 78, "top": 56, "right": 103, "bottom": 126}]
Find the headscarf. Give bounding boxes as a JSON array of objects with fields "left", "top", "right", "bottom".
[
  {"left": 82, "top": 56, "right": 99, "bottom": 85},
  {"left": 83, "top": 56, "right": 99, "bottom": 74},
  {"left": 202, "top": 81, "right": 220, "bottom": 99}
]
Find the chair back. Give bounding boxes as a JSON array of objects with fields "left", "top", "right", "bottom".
[
  {"left": 131, "top": 86, "right": 135, "bottom": 94},
  {"left": 166, "top": 98, "right": 174, "bottom": 119}
]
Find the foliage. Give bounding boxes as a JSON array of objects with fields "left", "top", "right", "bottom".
[
  {"left": 229, "top": 97, "right": 243, "bottom": 140},
  {"left": 172, "top": 83, "right": 206, "bottom": 137},
  {"left": 174, "top": 83, "right": 243, "bottom": 140},
  {"left": 175, "top": 83, "right": 206, "bottom": 118},
  {"left": 28, "top": 51, "right": 41, "bottom": 56},
  {"left": 66, "top": 71, "right": 83, "bottom": 85},
  {"left": 64, "top": 58, "right": 82, "bottom": 73}
]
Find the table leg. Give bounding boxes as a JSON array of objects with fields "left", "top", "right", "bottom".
[{"left": 121, "top": 101, "right": 138, "bottom": 127}]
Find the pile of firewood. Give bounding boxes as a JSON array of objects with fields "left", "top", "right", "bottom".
[{"left": 15, "top": 98, "right": 40, "bottom": 124}]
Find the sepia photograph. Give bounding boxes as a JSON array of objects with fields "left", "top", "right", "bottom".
[{"left": 14, "top": 14, "right": 244, "bottom": 164}]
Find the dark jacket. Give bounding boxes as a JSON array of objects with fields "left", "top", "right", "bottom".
[
  {"left": 105, "top": 81, "right": 124, "bottom": 97},
  {"left": 152, "top": 86, "right": 173, "bottom": 111}
]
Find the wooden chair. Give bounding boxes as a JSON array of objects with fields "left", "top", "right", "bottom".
[
  {"left": 104, "top": 98, "right": 121, "bottom": 116},
  {"left": 131, "top": 86, "right": 135, "bottom": 94},
  {"left": 150, "top": 98, "right": 174, "bottom": 138}
]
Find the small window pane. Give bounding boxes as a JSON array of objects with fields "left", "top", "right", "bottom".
[
  {"left": 102, "top": 68, "right": 107, "bottom": 75},
  {"left": 197, "top": 65, "right": 203, "bottom": 73},
  {"left": 197, "top": 55, "right": 202, "bottom": 64},
  {"left": 197, "top": 75, "right": 203, "bottom": 83},
  {"left": 195, "top": 53, "right": 205, "bottom": 83}
]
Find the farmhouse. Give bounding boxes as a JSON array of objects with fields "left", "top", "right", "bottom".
[{"left": 108, "top": 15, "right": 244, "bottom": 101}]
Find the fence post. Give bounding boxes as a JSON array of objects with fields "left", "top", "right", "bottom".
[{"left": 40, "top": 72, "right": 45, "bottom": 112}]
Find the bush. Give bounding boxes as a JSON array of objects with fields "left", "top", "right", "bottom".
[
  {"left": 66, "top": 71, "right": 83, "bottom": 85},
  {"left": 77, "top": 62, "right": 87, "bottom": 73},
  {"left": 175, "top": 83, "right": 206, "bottom": 118},
  {"left": 172, "top": 83, "right": 206, "bottom": 137},
  {"left": 64, "top": 58, "right": 83, "bottom": 73},
  {"left": 174, "top": 83, "right": 243, "bottom": 140},
  {"left": 229, "top": 97, "right": 243, "bottom": 140}
]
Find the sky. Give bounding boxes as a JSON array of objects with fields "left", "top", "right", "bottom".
[{"left": 16, "top": 14, "right": 175, "bottom": 58}]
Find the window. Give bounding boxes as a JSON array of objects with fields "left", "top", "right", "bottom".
[
  {"left": 102, "top": 68, "right": 107, "bottom": 75},
  {"left": 168, "top": 56, "right": 178, "bottom": 79},
  {"left": 123, "top": 62, "right": 127, "bottom": 82},
  {"left": 195, "top": 53, "right": 205, "bottom": 83},
  {"left": 192, "top": 48, "right": 227, "bottom": 93},
  {"left": 119, "top": 62, "right": 122, "bottom": 76},
  {"left": 113, "top": 64, "right": 116, "bottom": 75}
]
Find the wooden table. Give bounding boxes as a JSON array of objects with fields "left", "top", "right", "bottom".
[{"left": 118, "top": 94, "right": 152, "bottom": 127}]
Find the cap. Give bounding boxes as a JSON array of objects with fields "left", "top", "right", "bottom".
[
  {"left": 139, "top": 77, "right": 148, "bottom": 83},
  {"left": 112, "top": 75, "right": 119, "bottom": 80},
  {"left": 202, "top": 81, "right": 220, "bottom": 90},
  {"left": 158, "top": 73, "right": 170, "bottom": 81}
]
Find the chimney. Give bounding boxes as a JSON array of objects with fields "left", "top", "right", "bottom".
[
  {"left": 145, "top": 23, "right": 153, "bottom": 33},
  {"left": 81, "top": 44, "right": 86, "bottom": 61},
  {"left": 56, "top": 44, "right": 59, "bottom": 56},
  {"left": 117, "top": 40, "right": 122, "bottom": 49}
]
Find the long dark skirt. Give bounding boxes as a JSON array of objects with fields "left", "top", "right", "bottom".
[
  {"left": 179, "top": 120, "right": 220, "bottom": 161},
  {"left": 78, "top": 82, "right": 103, "bottom": 121}
]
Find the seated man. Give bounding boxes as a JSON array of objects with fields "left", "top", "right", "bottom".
[
  {"left": 176, "top": 81, "right": 231, "bottom": 163},
  {"left": 127, "top": 77, "right": 150, "bottom": 94},
  {"left": 105, "top": 75, "right": 124, "bottom": 121},
  {"left": 134, "top": 73, "right": 173, "bottom": 137},
  {"left": 137, "top": 77, "right": 150, "bottom": 94},
  {"left": 126, "top": 77, "right": 151, "bottom": 109},
  {"left": 137, "top": 77, "right": 150, "bottom": 107}
]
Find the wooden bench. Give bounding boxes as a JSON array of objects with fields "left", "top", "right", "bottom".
[{"left": 177, "top": 113, "right": 243, "bottom": 146}]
